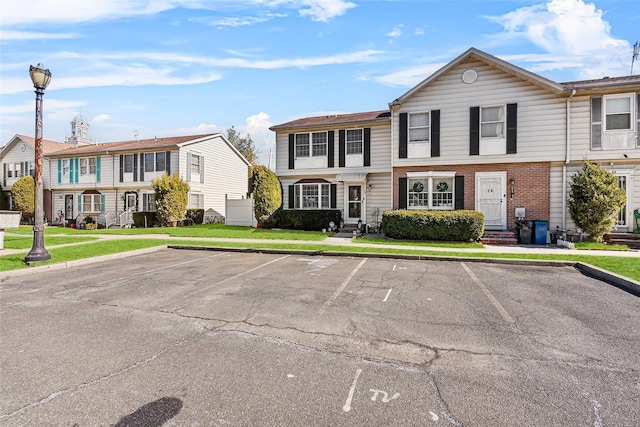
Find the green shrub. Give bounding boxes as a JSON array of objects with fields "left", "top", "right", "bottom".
[
  {"left": 186, "top": 209, "right": 204, "bottom": 225},
  {"left": 152, "top": 172, "right": 190, "bottom": 226},
  {"left": 568, "top": 160, "right": 626, "bottom": 243},
  {"left": 249, "top": 165, "right": 282, "bottom": 228},
  {"left": 133, "top": 211, "right": 158, "bottom": 228},
  {"left": 382, "top": 210, "right": 484, "bottom": 242},
  {"left": 278, "top": 209, "right": 341, "bottom": 231},
  {"left": 11, "top": 175, "right": 34, "bottom": 224}
]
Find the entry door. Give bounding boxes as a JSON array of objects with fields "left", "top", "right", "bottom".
[
  {"left": 125, "top": 193, "right": 137, "bottom": 211},
  {"left": 347, "top": 185, "right": 363, "bottom": 223},
  {"left": 64, "top": 195, "right": 74, "bottom": 221},
  {"left": 615, "top": 174, "right": 630, "bottom": 230},
  {"left": 476, "top": 172, "right": 506, "bottom": 230}
]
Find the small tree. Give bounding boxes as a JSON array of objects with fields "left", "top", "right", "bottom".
[
  {"left": 568, "top": 160, "right": 626, "bottom": 242},
  {"left": 152, "top": 172, "right": 190, "bottom": 226},
  {"left": 227, "top": 126, "right": 258, "bottom": 165},
  {"left": 11, "top": 175, "right": 35, "bottom": 224},
  {"left": 249, "top": 165, "right": 282, "bottom": 228}
]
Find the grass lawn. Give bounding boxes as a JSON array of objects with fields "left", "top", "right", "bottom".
[
  {"left": 2, "top": 234, "right": 98, "bottom": 250},
  {"left": 1, "top": 237, "right": 638, "bottom": 283}
]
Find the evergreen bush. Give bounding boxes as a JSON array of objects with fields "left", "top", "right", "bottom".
[
  {"left": 382, "top": 210, "right": 485, "bottom": 242},
  {"left": 278, "top": 209, "right": 341, "bottom": 231},
  {"left": 250, "top": 165, "right": 282, "bottom": 228},
  {"left": 10, "top": 175, "right": 35, "bottom": 224},
  {"left": 152, "top": 173, "right": 190, "bottom": 226}
]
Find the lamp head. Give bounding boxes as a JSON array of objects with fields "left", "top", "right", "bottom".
[{"left": 29, "top": 63, "right": 52, "bottom": 90}]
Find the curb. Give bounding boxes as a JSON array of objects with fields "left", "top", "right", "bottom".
[{"left": 575, "top": 262, "right": 640, "bottom": 297}]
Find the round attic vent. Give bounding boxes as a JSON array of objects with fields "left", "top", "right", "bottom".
[{"left": 462, "top": 69, "right": 478, "bottom": 84}]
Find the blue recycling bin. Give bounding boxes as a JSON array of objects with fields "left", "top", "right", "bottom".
[{"left": 533, "top": 220, "right": 548, "bottom": 245}]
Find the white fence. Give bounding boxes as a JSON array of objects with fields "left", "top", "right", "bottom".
[{"left": 225, "top": 195, "right": 256, "bottom": 227}]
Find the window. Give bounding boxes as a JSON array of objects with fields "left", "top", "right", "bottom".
[
  {"left": 294, "top": 183, "right": 330, "bottom": 209},
  {"left": 123, "top": 154, "right": 134, "bottom": 173},
  {"left": 409, "top": 112, "right": 430, "bottom": 143},
  {"left": 312, "top": 132, "right": 327, "bottom": 156},
  {"left": 82, "top": 194, "right": 102, "bottom": 213},
  {"left": 190, "top": 153, "right": 201, "bottom": 174},
  {"left": 80, "top": 157, "right": 96, "bottom": 175},
  {"left": 346, "top": 129, "right": 363, "bottom": 154},
  {"left": 480, "top": 106, "right": 505, "bottom": 139},
  {"left": 604, "top": 95, "right": 632, "bottom": 131},
  {"left": 189, "top": 193, "right": 204, "bottom": 209},
  {"left": 407, "top": 174, "right": 454, "bottom": 210},
  {"left": 14, "top": 163, "right": 23, "bottom": 178},
  {"left": 295, "top": 132, "right": 327, "bottom": 158},
  {"left": 143, "top": 193, "right": 156, "bottom": 212},
  {"left": 144, "top": 152, "right": 167, "bottom": 172},
  {"left": 62, "top": 159, "right": 69, "bottom": 176}
]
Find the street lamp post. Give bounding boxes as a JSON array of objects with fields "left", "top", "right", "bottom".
[{"left": 24, "top": 64, "right": 52, "bottom": 263}]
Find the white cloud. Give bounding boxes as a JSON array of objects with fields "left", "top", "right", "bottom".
[
  {"left": 297, "top": 0, "right": 357, "bottom": 22},
  {"left": 242, "top": 112, "right": 274, "bottom": 165},
  {"left": 92, "top": 114, "right": 112, "bottom": 123},
  {"left": 414, "top": 27, "right": 424, "bottom": 36},
  {"left": 387, "top": 26, "right": 403, "bottom": 39},
  {"left": 489, "top": 0, "right": 631, "bottom": 78},
  {"left": 0, "top": 30, "right": 80, "bottom": 41},
  {"left": 373, "top": 62, "right": 448, "bottom": 87}
]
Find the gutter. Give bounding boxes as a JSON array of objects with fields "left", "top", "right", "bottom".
[{"left": 562, "top": 89, "right": 577, "bottom": 230}]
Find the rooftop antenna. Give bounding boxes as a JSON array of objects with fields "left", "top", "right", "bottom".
[
  {"left": 134, "top": 130, "right": 139, "bottom": 141},
  {"left": 632, "top": 41, "right": 639, "bottom": 75}
]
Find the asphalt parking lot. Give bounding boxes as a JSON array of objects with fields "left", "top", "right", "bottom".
[{"left": 1, "top": 248, "right": 639, "bottom": 426}]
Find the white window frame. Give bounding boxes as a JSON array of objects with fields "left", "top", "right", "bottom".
[
  {"left": 190, "top": 153, "right": 202, "bottom": 175},
  {"left": 144, "top": 152, "right": 167, "bottom": 172},
  {"left": 143, "top": 193, "right": 156, "bottom": 212},
  {"left": 479, "top": 104, "right": 506, "bottom": 155},
  {"left": 80, "top": 157, "right": 96, "bottom": 176},
  {"left": 62, "top": 159, "right": 70, "bottom": 177},
  {"left": 82, "top": 194, "right": 102, "bottom": 213},
  {"left": 346, "top": 129, "right": 363, "bottom": 155},
  {"left": 603, "top": 93, "right": 634, "bottom": 132},
  {"left": 293, "top": 183, "right": 330, "bottom": 209},
  {"left": 406, "top": 171, "right": 456, "bottom": 211},
  {"left": 123, "top": 154, "right": 134, "bottom": 173},
  {"left": 408, "top": 112, "right": 430, "bottom": 144},
  {"left": 295, "top": 132, "right": 327, "bottom": 158},
  {"left": 189, "top": 193, "right": 204, "bottom": 209}
]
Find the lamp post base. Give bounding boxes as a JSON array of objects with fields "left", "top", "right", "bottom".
[{"left": 24, "top": 228, "right": 51, "bottom": 263}]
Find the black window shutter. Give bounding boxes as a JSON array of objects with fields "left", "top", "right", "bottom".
[
  {"left": 339, "top": 130, "right": 346, "bottom": 167},
  {"left": 399, "top": 113, "right": 408, "bottom": 158},
  {"left": 454, "top": 176, "right": 465, "bottom": 210},
  {"left": 470, "top": 107, "right": 480, "bottom": 156},
  {"left": 133, "top": 154, "right": 138, "bottom": 182},
  {"left": 330, "top": 184, "right": 337, "bottom": 209},
  {"left": 288, "top": 185, "right": 295, "bottom": 209},
  {"left": 119, "top": 155, "right": 124, "bottom": 182},
  {"left": 288, "top": 134, "right": 295, "bottom": 169},
  {"left": 506, "top": 103, "right": 517, "bottom": 154},
  {"left": 398, "top": 178, "right": 408, "bottom": 209},
  {"left": 327, "top": 131, "right": 335, "bottom": 168},
  {"left": 166, "top": 151, "right": 171, "bottom": 175},
  {"left": 431, "top": 110, "right": 440, "bottom": 157},
  {"left": 364, "top": 128, "right": 371, "bottom": 166},
  {"left": 140, "top": 154, "right": 145, "bottom": 181}
]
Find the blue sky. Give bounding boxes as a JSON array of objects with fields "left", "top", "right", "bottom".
[{"left": 1, "top": 0, "right": 638, "bottom": 166}]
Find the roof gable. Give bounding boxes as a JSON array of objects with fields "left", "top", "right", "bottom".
[
  {"left": 390, "top": 47, "right": 565, "bottom": 107},
  {"left": 270, "top": 110, "right": 390, "bottom": 131}
]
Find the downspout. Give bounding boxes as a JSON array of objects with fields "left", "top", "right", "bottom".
[{"left": 562, "top": 89, "right": 576, "bottom": 230}]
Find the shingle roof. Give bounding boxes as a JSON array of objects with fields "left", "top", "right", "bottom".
[
  {"left": 561, "top": 74, "right": 640, "bottom": 89},
  {"left": 270, "top": 110, "right": 390, "bottom": 131},
  {"left": 46, "top": 134, "right": 217, "bottom": 156},
  {"left": 18, "top": 135, "right": 73, "bottom": 155}
]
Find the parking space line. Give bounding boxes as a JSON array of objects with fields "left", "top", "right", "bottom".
[
  {"left": 383, "top": 289, "right": 393, "bottom": 302},
  {"left": 319, "top": 258, "right": 368, "bottom": 314},
  {"left": 460, "top": 262, "right": 515, "bottom": 324},
  {"left": 342, "top": 368, "right": 362, "bottom": 412}
]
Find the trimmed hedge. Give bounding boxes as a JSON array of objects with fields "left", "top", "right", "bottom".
[
  {"left": 133, "top": 211, "right": 158, "bottom": 228},
  {"left": 278, "top": 209, "right": 341, "bottom": 231},
  {"left": 382, "top": 210, "right": 484, "bottom": 242}
]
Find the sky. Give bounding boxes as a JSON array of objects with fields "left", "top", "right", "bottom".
[{"left": 1, "top": 0, "right": 639, "bottom": 166}]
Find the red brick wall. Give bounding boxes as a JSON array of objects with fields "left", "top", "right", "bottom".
[{"left": 393, "top": 162, "right": 550, "bottom": 230}]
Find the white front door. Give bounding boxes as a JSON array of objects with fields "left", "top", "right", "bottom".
[
  {"left": 476, "top": 172, "right": 506, "bottom": 230},
  {"left": 346, "top": 185, "right": 363, "bottom": 224},
  {"left": 125, "top": 193, "right": 137, "bottom": 211},
  {"left": 615, "top": 173, "right": 631, "bottom": 231}
]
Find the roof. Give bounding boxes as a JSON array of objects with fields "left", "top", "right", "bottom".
[
  {"left": 270, "top": 110, "right": 390, "bottom": 131},
  {"left": 11, "top": 135, "right": 71, "bottom": 155},
  {"left": 390, "top": 47, "right": 565, "bottom": 106},
  {"left": 561, "top": 74, "right": 640, "bottom": 90},
  {"left": 46, "top": 134, "right": 217, "bottom": 156}
]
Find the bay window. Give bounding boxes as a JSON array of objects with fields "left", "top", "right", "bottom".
[
  {"left": 294, "top": 183, "right": 330, "bottom": 209},
  {"left": 407, "top": 172, "right": 455, "bottom": 210}
]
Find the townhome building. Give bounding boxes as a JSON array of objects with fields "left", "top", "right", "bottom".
[
  {"left": 1, "top": 116, "right": 250, "bottom": 226},
  {"left": 272, "top": 47, "right": 640, "bottom": 235}
]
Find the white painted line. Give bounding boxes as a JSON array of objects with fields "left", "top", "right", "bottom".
[
  {"left": 319, "top": 258, "right": 368, "bottom": 314},
  {"left": 392, "top": 264, "right": 396, "bottom": 271},
  {"left": 460, "top": 262, "right": 515, "bottom": 324},
  {"left": 342, "top": 368, "right": 362, "bottom": 412},
  {"left": 383, "top": 289, "right": 393, "bottom": 302}
]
